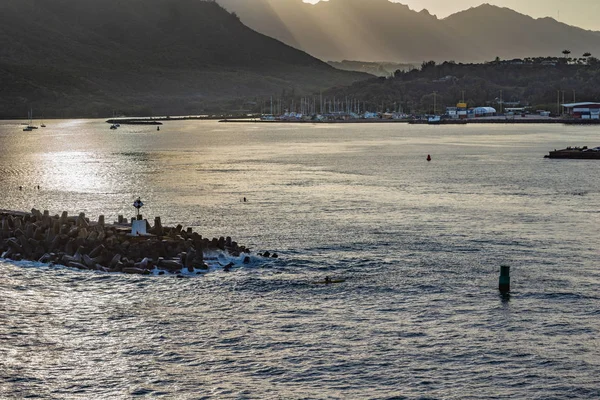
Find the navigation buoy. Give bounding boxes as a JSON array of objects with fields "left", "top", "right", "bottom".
[
  {"left": 133, "top": 197, "right": 144, "bottom": 218},
  {"left": 499, "top": 265, "right": 510, "bottom": 293},
  {"left": 427, "top": 154, "right": 432, "bottom": 162}
]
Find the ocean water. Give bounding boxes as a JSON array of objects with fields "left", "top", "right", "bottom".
[{"left": 1, "top": 119, "right": 600, "bottom": 399}]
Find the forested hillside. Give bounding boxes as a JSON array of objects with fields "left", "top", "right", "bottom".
[
  {"left": 0, "top": 0, "right": 366, "bottom": 117},
  {"left": 322, "top": 58, "right": 600, "bottom": 114}
]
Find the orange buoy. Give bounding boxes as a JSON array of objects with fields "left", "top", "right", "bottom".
[{"left": 427, "top": 154, "right": 432, "bottom": 162}]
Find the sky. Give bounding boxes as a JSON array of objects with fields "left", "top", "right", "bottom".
[{"left": 304, "top": 0, "right": 600, "bottom": 31}]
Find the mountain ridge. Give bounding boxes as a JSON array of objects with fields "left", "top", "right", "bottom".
[{"left": 217, "top": 0, "right": 600, "bottom": 63}]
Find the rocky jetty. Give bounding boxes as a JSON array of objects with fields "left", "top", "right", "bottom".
[{"left": 0, "top": 209, "right": 273, "bottom": 275}]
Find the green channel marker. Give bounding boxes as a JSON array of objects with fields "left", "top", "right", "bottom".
[{"left": 499, "top": 265, "right": 510, "bottom": 293}]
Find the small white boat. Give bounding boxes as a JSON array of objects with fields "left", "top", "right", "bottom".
[{"left": 427, "top": 115, "right": 441, "bottom": 124}]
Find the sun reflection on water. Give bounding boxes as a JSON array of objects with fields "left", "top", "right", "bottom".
[{"left": 39, "top": 151, "right": 107, "bottom": 193}]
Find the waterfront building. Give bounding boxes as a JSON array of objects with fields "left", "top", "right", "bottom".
[
  {"left": 456, "top": 103, "right": 468, "bottom": 119},
  {"left": 446, "top": 107, "right": 458, "bottom": 119},
  {"left": 562, "top": 102, "right": 600, "bottom": 119},
  {"left": 446, "top": 102, "right": 468, "bottom": 119},
  {"left": 469, "top": 107, "right": 496, "bottom": 118}
]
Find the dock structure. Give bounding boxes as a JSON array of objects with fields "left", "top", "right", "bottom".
[{"left": 0, "top": 209, "right": 258, "bottom": 275}]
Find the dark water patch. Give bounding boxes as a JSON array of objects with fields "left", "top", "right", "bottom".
[
  {"left": 565, "top": 190, "right": 589, "bottom": 196},
  {"left": 251, "top": 365, "right": 287, "bottom": 377},
  {"left": 131, "top": 388, "right": 155, "bottom": 396},
  {"left": 532, "top": 292, "right": 590, "bottom": 301},
  {"left": 114, "top": 151, "right": 153, "bottom": 162}
]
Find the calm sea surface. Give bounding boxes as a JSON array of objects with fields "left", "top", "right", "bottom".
[{"left": 1, "top": 120, "right": 600, "bottom": 399}]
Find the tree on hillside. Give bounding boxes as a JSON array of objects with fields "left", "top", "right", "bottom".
[
  {"left": 421, "top": 61, "right": 436, "bottom": 70},
  {"left": 562, "top": 50, "right": 571, "bottom": 56}
]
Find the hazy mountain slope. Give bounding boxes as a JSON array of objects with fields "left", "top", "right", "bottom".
[
  {"left": 217, "top": 0, "right": 600, "bottom": 63},
  {"left": 443, "top": 4, "right": 600, "bottom": 61},
  {"left": 0, "top": 0, "right": 366, "bottom": 117},
  {"left": 219, "top": 0, "right": 463, "bottom": 61}
]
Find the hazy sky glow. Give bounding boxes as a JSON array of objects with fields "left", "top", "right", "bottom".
[{"left": 304, "top": 0, "right": 600, "bottom": 31}]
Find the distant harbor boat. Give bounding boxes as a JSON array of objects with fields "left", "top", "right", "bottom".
[
  {"left": 22, "top": 109, "right": 37, "bottom": 131},
  {"left": 427, "top": 115, "right": 441, "bottom": 124}
]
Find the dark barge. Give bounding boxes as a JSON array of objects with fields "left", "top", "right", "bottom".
[{"left": 545, "top": 146, "right": 600, "bottom": 159}]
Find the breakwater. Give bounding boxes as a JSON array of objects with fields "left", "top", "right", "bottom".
[
  {"left": 545, "top": 147, "right": 600, "bottom": 159},
  {"left": 0, "top": 209, "right": 270, "bottom": 275},
  {"left": 105, "top": 115, "right": 250, "bottom": 124}
]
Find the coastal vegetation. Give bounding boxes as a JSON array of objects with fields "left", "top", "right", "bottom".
[
  {"left": 328, "top": 61, "right": 417, "bottom": 77},
  {"left": 320, "top": 57, "right": 600, "bottom": 114}
]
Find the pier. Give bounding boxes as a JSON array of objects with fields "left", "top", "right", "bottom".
[
  {"left": 0, "top": 209, "right": 269, "bottom": 275},
  {"left": 105, "top": 115, "right": 251, "bottom": 125}
]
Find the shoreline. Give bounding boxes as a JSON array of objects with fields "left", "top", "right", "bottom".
[
  {"left": 4, "top": 116, "right": 598, "bottom": 126},
  {"left": 0, "top": 209, "right": 277, "bottom": 276},
  {"left": 219, "top": 118, "right": 600, "bottom": 125}
]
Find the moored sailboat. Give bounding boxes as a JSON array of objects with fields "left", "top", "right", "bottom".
[{"left": 23, "top": 109, "right": 38, "bottom": 131}]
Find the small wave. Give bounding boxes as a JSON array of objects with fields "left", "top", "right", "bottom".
[
  {"left": 566, "top": 190, "right": 589, "bottom": 196},
  {"left": 1, "top": 250, "right": 274, "bottom": 278},
  {"left": 150, "top": 251, "right": 275, "bottom": 277}
]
